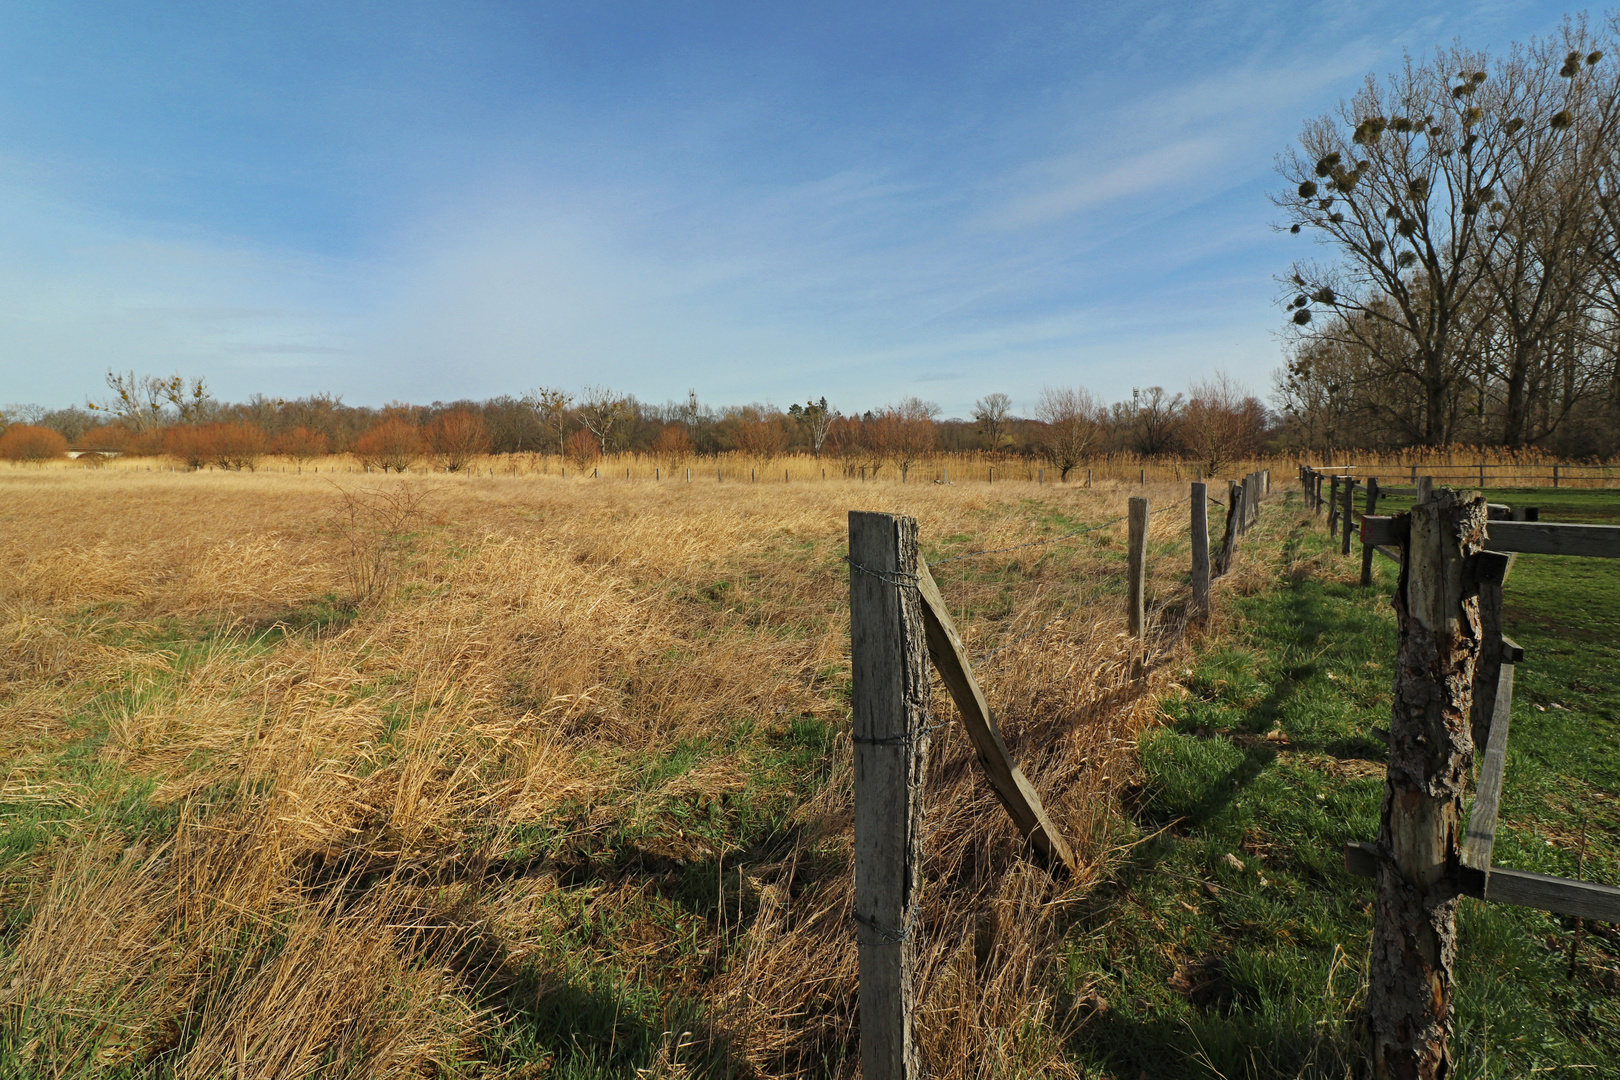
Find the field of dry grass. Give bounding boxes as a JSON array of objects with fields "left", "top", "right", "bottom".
[{"left": 0, "top": 464, "right": 1281, "bottom": 1078}]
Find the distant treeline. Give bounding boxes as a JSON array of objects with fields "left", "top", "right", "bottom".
[{"left": 0, "top": 372, "right": 1272, "bottom": 475}]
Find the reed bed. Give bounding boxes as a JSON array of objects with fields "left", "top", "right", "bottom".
[
  {"left": 31, "top": 443, "right": 1620, "bottom": 488},
  {"left": 0, "top": 467, "right": 1283, "bottom": 1077}
]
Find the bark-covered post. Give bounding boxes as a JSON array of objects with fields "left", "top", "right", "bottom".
[
  {"left": 1214, "top": 481, "right": 1241, "bottom": 576},
  {"left": 848, "top": 512, "right": 932, "bottom": 1080},
  {"left": 1366, "top": 482, "right": 1488, "bottom": 1079},
  {"left": 1360, "top": 478, "right": 1381, "bottom": 587},
  {"left": 1190, "top": 482, "right": 1210, "bottom": 622},
  {"left": 1341, "top": 476, "right": 1356, "bottom": 556},
  {"left": 1127, "top": 496, "right": 1148, "bottom": 637}
]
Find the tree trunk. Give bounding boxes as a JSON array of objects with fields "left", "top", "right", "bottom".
[{"left": 1366, "top": 484, "right": 1488, "bottom": 1079}]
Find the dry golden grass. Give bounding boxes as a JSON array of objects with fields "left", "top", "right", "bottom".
[{"left": 0, "top": 465, "right": 1284, "bottom": 1078}]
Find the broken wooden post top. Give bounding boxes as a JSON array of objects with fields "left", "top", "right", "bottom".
[{"left": 1407, "top": 486, "right": 1488, "bottom": 635}]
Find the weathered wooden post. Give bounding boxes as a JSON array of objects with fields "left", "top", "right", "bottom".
[
  {"left": 1328, "top": 475, "right": 1341, "bottom": 535},
  {"left": 1341, "top": 476, "right": 1356, "bottom": 556},
  {"left": 848, "top": 511, "right": 932, "bottom": 1080},
  {"left": 1190, "top": 482, "right": 1210, "bottom": 622},
  {"left": 1359, "top": 478, "right": 1381, "bottom": 587},
  {"left": 1127, "top": 496, "right": 1148, "bottom": 637},
  {"left": 1315, "top": 471, "right": 1325, "bottom": 514},
  {"left": 1469, "top": 544, "right": 1515, "bottom": 755},
  {"left": 1214, "top": 481, "right": 1242, "bottom": 576},
  {"left": 1366, "top": 481, "right": 1488, "bottom": 1079}
]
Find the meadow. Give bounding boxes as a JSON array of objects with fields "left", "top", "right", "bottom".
[
  {"left": 1, "top": 459, "right": 1612, "bottom": 1078},
  {"left": 0, "top": 461, "right": 1238, "bottom": 1078}
]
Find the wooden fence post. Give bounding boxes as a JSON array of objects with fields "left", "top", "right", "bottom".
[
  {"left": 1191, "top": 483, "right": 1210, "bottom": 622},
  {"left": 1469, "top": 550, "right": 1515, "bottom": 754},
  {"left": 848, "top": 512, "right": 932, "bottom": 1080},
  {"left": 1315, "top": 471, "right": 1325, "bottom": 514},
  {"left": 1127, "top": 496, "right": 1148, "bottom": 637},
  {"left": 1341, "top": 476, "right": 1356, "bottom": 556},
  {"left": 1366, "top": 484, "right": 1488, "bottom": 1079},
  {"left": 1360, "top": 478, "right": 1381, "bottom": 586},
  {"left": 1328, "top": 475, "right": 1340, "bottom": 534},
  {"left": 1215, "top": 481, "right": 1241, "bottom": 576}
]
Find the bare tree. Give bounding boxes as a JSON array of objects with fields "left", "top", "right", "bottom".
[
  {"left": 883, "top": 397, "right": 939, "bottom": 481},
  {"left": 88, "top": 371, "right": 212, "bottom": 432},
  {"left": 1033, "top": 387, "right": 1102, "bottom": 480},
  {"left": 524, "top": 387, "right": 573, "bottom": 457},
  {"left": 1276, "top": 48, "right": 1525, "bottom": 445},
  {"left": 1182, "top": 372, "right": 1267, "bottom": 475},
  {"left": 788, "top": 397, "right": 838, "bottom": 456},
  {"left": 1130, "top": 387, "right": 1185, "bottom": 455},
  {"left": 972, "top": 393, "right": 1014, "bottom": 453},
  {"left": 577, "top": 386, "right": 633, "bottom": 454}
]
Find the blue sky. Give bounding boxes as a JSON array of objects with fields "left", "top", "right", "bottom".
[{"left": 0, "top": 1, "right": 1582, "bottom": 417}]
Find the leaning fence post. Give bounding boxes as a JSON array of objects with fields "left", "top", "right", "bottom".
[
  {"left": 1190, "top": 482, "right": 1210, "bottom": 622},
  {"left": 1366, "top": 482, "right": 1487, "bottom": 1079},
  {"left": 1214, "top": 481, "right": 1242, "bottom": 575},
  {"left": 1341, "top": 476, "right": 1356, "bottom": 556},
  {"left": 1127, "top": 496, "right": 1148, "bottom": 637},
  {"left": 1359, "top": 478, "right": 1381, "bottom": 586},
  {"left": 848, "top": 511, "right": 931, "bottom": 1080}
]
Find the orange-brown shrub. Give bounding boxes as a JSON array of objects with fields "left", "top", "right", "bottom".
[
  {"left": 205, "top": 422, "right": 268, "bottom": 471},
  {"left": 270, "top": 426, "right": 330, "bottom": 462},
  {"left": 353, "top": 418, "right": 425, "bottom": 473},
  {"left": 734, "top": 417, "right": 789, "bottom": 462},
  {"left": 650, "top": 423, "right": 692, "bottom": 465},
  {"left": 163, "top": 425, "right": 210, "bottom": 470},
  {"left": 426, "top": 410, "right": 491, "bottom": 472},
  {"left": 0, "top": 424, "right": 68, "bottom": 462},
  {"left": 565, "top": 427, "right": 599, "bottom": 469},
  {"left": 163, "top": 422, "right": 267, "bottom": 471},
  {"left": 80, "top": 424, "right": 133, "bottom": 453}
]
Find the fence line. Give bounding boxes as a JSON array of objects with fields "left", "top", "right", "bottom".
[
  {"left": 1299, "top": 464, "right": 1620, "bottom": 1069},
  {"left": 846, "top": 469, "right": 1271, "bottom": 1079}
]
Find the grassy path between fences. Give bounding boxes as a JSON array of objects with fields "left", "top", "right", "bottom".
[{"left": 1064, "top": 491, "right": 1620, "bottom": 1079}]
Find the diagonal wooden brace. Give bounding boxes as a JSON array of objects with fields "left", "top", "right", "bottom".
[{"left": 914, "top": 557, "right": 1078, "bottom": 876}]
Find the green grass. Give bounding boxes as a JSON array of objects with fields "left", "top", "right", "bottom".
[{"left": 1064, "top": 496, "right": 1620, "bottom": 1079}]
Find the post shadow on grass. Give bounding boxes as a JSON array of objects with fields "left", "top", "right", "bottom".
[
  {"left": 1062, "top": 1004, "right": 1354, "bottom": 1080},
  {"left": 487, "top": 967, "right": 718, "bottom": 1079}
]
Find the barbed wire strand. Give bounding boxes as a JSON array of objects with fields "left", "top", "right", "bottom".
[{"left": 931, "top": 496, "right": 1190, "bottom": 566}]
